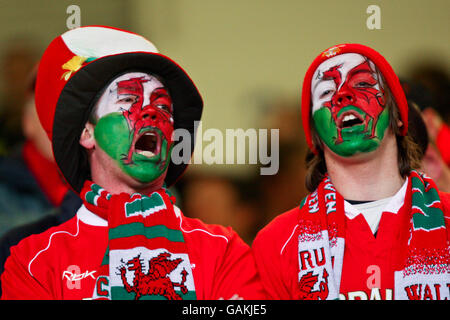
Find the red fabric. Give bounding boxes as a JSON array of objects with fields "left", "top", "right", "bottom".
[
  {"left": 301, "top": 43, "right": 409, "bottom": 154},
  {"left": 252, "top": 208, "right": 300, "bottom": 299},
  {"left": 252, "top": 189, "right": 450, "bottom": 300},
  {"left": 436, "top": 123, "right": 450, "bottom": 166},
  {"left": 35, "top": 26, "right": 147, "bottom": 142},
  {"left": 22, "top": 141, "right": 68, "bottom": 206},
  {"left": 338, "top": 189, "right": 412, "bottom": 299},
  {"left": 1, "top": 209, "right": 266, "bottom": 300}
]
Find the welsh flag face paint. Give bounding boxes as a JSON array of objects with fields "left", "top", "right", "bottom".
[
  {"left": 311, "top": 53, "right": 389, "bottom": 157},
  {"left": 93, "top": 72, "right": 174, "bottom": 183}
]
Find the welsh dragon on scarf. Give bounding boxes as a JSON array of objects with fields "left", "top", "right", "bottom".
[
  {"left": 296, "top": 170, "right": 449, "bottom": 300},
  {"left": 80, "top": 181, "right": 197, "bottom": 300}
]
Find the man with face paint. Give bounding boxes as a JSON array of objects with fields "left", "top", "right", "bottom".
[
  {"left": 252, "top": 44, "right": 450, "bottom": 300},
  {"left": 1, "top": 26, "right": 265, "bottom": 300}
]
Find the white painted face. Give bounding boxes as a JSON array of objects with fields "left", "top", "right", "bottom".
[
  {"left": 311, "top": 53, "right": 382, "bottom": 114},
  {"left": 93, "top": 72, "right": 169, "bottom": 119}
]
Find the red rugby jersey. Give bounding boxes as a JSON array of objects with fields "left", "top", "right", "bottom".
[
  {"left": 437, "top": 123, "right": 450, "bottom": 166},
  {"left": 252, "top": 186, "right": 450, "bottom": 300},
  {"left": 1, "top": 205, "right": 266, "bottom": 300}
]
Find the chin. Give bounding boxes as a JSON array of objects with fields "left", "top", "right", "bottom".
[
  {"left": 325, "top": 144, "right": 376, "bottom": 164},
  {"left": 128, "top": 170, "right": 168, "bottom": 191}
]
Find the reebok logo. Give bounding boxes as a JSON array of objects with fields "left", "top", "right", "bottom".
[
  {"left": 63, "top": 265, "right": 96, "bottom": 289},
  {"left": 63, "top": 270, "right": 96, "bottom": 281}
]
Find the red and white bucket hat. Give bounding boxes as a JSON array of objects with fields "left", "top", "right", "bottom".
[
  {"left": 35, "top": 25, "right": 203, "bottom": 193},
  {"left": 301, "top": 43, "right": 408, "bottom": 154}
]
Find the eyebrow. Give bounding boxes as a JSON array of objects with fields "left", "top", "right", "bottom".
[
  {"left": 111, "top": 88, "right": 137, "bottom": 99},
  {"left": 312, "top": 75, "right": 334, "bottom": 93},
  {"left": 313, "top": 62, "right": 375, "bottom": 93},
  {"left": 348, "top": 62, "right": 373, "bottom": 77}
]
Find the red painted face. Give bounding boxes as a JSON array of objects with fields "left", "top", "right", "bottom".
[
  {"left": 312, "top": 53, "right": 386, "bottom": 146},
  {"left": 116, "top": 76, "right": 174, "bottom": 163},
  {"left": 311, "top": 53, "right": 390, "bottom": 157},
  {"left": 93, "top": 72, "right": 174, "bottom": 176},
  {"left": 321, "top": 61, "right": 385, "bottom": 143}
]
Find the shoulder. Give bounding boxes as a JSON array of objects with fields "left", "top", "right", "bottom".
[
  {"left": 438, "top": 191, "right": 450, "bottom": 239},
  {"left": 176, "top": 207, "right": 241, "bottom": 249},
  {"left": 1, "top": 215, "right": 84, "bottom": 299},
  {"left": 0, "top": 214, "right": 61, "bottom": 268},
  {"left": 175, "top": 206, "right": 251, "bottom": 264},
  {"left": 7, "top": 216, "right": 80, "bottom": 269},
  {"left": 439, "top": 191, "right": 450, "bottom": 207},
  {"left": 9, "top": 216, "right": 80, "bottom": 254},
  {"left": 253, "top": 206, "right": 301, "bottom": 256},
  {"left": 254, "top": 206, "right": 301, "bottom": 244},
  {"left": 250, "top": 207, "right": 302, "bottom": 299},
  {"left": 439, "top": 191, "right": 450, "bottom": 217}
]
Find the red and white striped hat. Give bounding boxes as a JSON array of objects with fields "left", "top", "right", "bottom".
[
  {"left": 301, "top": 43, "right": 408, "bottom": 154},
  {"left": 35, "top": 26, "right": 203, "bottom": 193}
]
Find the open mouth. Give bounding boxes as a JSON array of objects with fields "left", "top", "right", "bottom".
[
  {"left": 337, "top": 110, "right": 365, "bottom": 129},
  {"left": 134, "top": 130, "right": 161, "bottom": 158}
]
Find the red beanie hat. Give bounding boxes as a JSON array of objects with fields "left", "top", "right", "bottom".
[
  {"left": 35, "top": 26, "right": 203, "bottom": 193},
  {"left": 301, "top": 43, "right": 408, "bottom": 154}
]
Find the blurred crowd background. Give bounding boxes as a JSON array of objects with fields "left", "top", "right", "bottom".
[{"left": 0, "top": 0, "right": 449, "bottom": 244}]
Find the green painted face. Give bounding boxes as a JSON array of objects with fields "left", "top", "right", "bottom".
[
  {"left": 94, "top": 112, "right": 172, "bottom": 182},
  {"left": 313, "top": 106, "right": 389, "bottom": 157},
  {"left": 92, "top": 72, "right": 174, "bottom": 183},
  {"left": 311, "top": 53, "right": 390, "bottom": 157}
]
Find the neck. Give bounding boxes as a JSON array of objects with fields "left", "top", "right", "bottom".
[
  {"left": 324, "top": 132, "right": 405, "bottom": 201},
  {"left": 97, "top": 178, "right": 165, "bottom": 195}
]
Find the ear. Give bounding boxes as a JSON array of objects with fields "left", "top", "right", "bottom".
[
  {"left": 397, "top": 119, "right": 404, "bottom": 128},
  {"left": 79, "top": 122, "right": 96, "bottom": 150}
]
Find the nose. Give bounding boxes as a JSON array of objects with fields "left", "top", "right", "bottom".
[
  {"left": 140, "top": 106, "right": 158, "bottom": 121},
  {"left": 333, "top": 87, "right": 355, "bottom": 107}
]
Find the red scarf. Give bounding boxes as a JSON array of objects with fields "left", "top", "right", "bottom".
[
  {"left": 296, "top": 171, "right": 449, "bottom": 300},
  {"left": 80, "top": 181, "right": 197, "bottom": 300}
]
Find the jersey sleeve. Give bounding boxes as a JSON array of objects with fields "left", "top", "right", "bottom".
[
  {"left": 437, "top": 123, "right": 450, "bottom": 166},
  {"left": 438, "top": 191, "right": 450, "bottom": 239},
  {"left": 210, "top": 230, "right": 267, "bottom": 300},
  {"left": 252, "top": 208, "right": 301, "bottom": 300},
  {"left": 1, "top": 244, "right": 53, "bottom": 299}
]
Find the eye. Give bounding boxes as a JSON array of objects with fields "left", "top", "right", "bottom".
[
  {"left": 117, "top": 96, "right": 137, "bottom": 104},
  {"left": 355, "top": 81, "right": 374, "bottom": 88},
  {"left": 320, "top": 89, "right": 333, "bottom": 98},
  {"left": 157, "top": 104, "right": 171, "bottom": 113}
]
